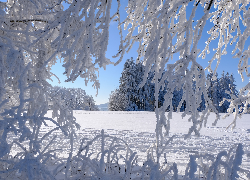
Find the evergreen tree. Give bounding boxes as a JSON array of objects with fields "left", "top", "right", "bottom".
[
  {"left": 219, "top": 72, "right": 238, "bottom": 113},
  {"left": 197, "top": 93, "right": 206, "bottom": 112},
  {"left": 108, "top": 89, "right": 127, "bottom": 111},
  {"left": 139, "top": 70, "right": 155, "bottom": 111},
  {"left": 206, "top": 72, "right": 238, "bottom": 113},
  {"left": 206, "top": 73, "right": 220, "bottom": 111},
  {"left": 172, "top": 88, "right": 185, "bottom": 112},
  {"left": 118, "top": 58, "right": 138, "bottom": 111},
  {"left": 109, "top": 58, "right": 155, "bottom": 111},
  {"left": 111, "top": 67, "right": 239, "bottom": 113}
]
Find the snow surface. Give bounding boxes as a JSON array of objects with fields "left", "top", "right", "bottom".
[{"left": 43, "top": 111, "right": 250, "bottom": 175}]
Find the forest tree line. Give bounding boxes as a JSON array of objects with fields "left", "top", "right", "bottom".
[
  {"left": 109, "top": 58, "right": 243, "bottom": 113},
  {"left": 49, "top": 86, "right": 99, "bottom": 111}
]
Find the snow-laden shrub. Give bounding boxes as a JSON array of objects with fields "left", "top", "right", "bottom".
[
  {"left": 182, "top": 143, "right": 247, "bottom": 180},
  {"left": 68, "top": 130, "right": 138, "bottom": 179},
  {"left": 49, "top": 86, "right": 99, "bottom": 111},
  {"left": 66, "top": 130, "right": 249, "bottom": 180}
]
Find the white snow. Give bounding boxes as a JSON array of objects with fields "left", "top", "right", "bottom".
[
  {"left": 44, "top": 111, "right": 250, "bottom": 175},
  {"left": 71, "top": 111, "right": 250, "bottom": 136}
]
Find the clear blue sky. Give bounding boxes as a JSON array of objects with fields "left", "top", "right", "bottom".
[
  {"left": 48, "top": 0, "right": 141, "bottom": 105},
  {"left": 48, "top": 1, "right": 249, "bottom": 105},
  {"left": 2, "top": 0, "right": 246, "bottom": 105}
]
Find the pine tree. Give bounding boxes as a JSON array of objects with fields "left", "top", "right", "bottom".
[
  {"left": 118, "top": 58, "right": 137, "bottom": 111},
  {"left": 108, "top": 89, "right": 127, "bottom": 111},
  {"left": 206, "top": 72, "right": 238, "bottom": 113},
  {"left": 206, "top": 73, "right": 220, "bottom": 111},
  {"left": 138, "top": 70, "right": 155, "bottom": 111},
  {"left": 219, "top": 72, "right": 238, "bottom": 113},
  {"left": 172, "top": 88, "right": 185, "bottom": 112},
  {"left": 109, "top": 58, "right": 155, "bottom": 111}
]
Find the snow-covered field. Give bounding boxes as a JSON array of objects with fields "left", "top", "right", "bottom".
[{"left": 42, "top": 111, "right": 250, "bottom": 177}]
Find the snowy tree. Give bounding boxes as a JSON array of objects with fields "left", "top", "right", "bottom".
[
  {"left": 1, "top": 0, "right": 248, "bottom": 139},
  {"left": 49, "top": 86, "right": 99, "bottom": 110},
  {"left": 110, "top": 58, "right": 137, "bottom": 111},
  {"left": 136, "top": 66, "right": 155, "bottom": 111},
  {"left": 206, "top": 72, "right": 220, "bottom": 111},
  {"left": 206, "top": 72, "right": 238, "bottom": 113},
  {"left": 144, "top": 71, "right": 156, "bottom": 111},
  {"left": 0, "top": 0, "right": 250, "bottom": 179},
  {"left": 111, "top": 66, "right": 188, "bottom": 112},
  {"left": 109, "top": 58, "right": 155, "bottom": 111},
  {"left": 117, "top": 58, "right": 138, "bottom": 111},
  {"left": 84, "top": 95, "right": 100, "bottom": 111},
  {"left": 108, "top": 89, "right": 127, "bottom": 111},
  {"left": 172, "top": 88, "right": 185, "bottom": 111},
  {"left": 0, "top": 0, "right": 118, "bottom": 178},
  {"left": 219, "top": 72, "right": 238, "bottom": 113},
  {"left": 117, "top": 0, "right": 250, "bottom": 140}
]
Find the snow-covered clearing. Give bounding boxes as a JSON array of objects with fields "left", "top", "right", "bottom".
[{"left": 41, "top": 111, "right": 250, "bottom": 177}]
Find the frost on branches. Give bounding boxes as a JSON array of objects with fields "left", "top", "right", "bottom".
[
  {"left": 0, "top": 0, "right": 250, "bottom": 179},
  {"left": 116, "top": 0, "right": 250, "bottom": 140},
  {"left": 0, "top": 0, "right": 116, "bottom": 178},
  {"left": 49, "top": 86, "right": 99, "bottom": 111}
]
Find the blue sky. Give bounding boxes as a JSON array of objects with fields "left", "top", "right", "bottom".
[
  {"left": 48, "top": 0, "right": 140, "bottom": 105},
  {"left": 1, "top": 0, "right": 248, "bottom": 105},
  {"left": 48, "top": 1, "right": 249, "bottom": 105}
]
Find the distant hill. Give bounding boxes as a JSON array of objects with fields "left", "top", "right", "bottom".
[{"left": 97, "top": 103, "right": 109, "bottom": 111}]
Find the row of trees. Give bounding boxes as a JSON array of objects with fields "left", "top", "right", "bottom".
[
  {"left": 109, "top": 58, "right": 239, "bottom": 113},
  {"left": 1, "top": 0, "right": 249, "bottom": 179},
  {"left": 49, "top": 87, "right": 99, "bottom": 111}
]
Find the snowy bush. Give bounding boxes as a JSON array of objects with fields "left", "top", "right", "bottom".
[
  {"left": 66, "top": 130, "right": 248, "bottom": 180},
  {"left": 0, "top": 0, "right": 250, "bottom": 179},
  {"left": 49, "top": 86, "right": 99, "bottom": 111}
]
